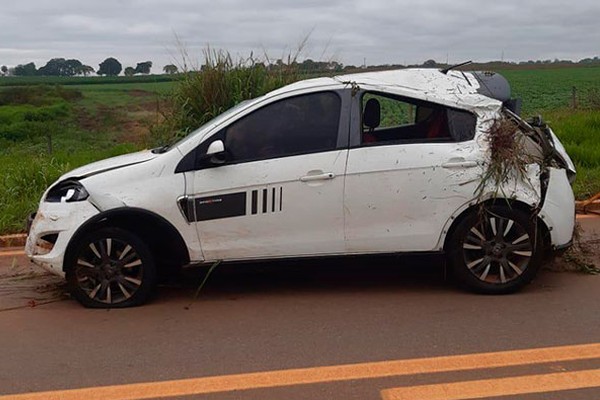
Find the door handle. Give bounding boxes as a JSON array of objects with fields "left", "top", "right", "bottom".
[
  {"left": 442, "top": 158, "right": 478, "bottom": 169},
  {"left": 300, "top": 172, "right": 335, "bottom": 182}
]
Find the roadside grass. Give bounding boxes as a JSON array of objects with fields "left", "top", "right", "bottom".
[
  {"left": 0, "top": 85, "right": 146, "bottom": 234},
  {"left": 544, "top": 108, "right": 600, "bottom": 199},
  {"left": 0, "top": 145, "right": 138, "bottom": 234},
  {"left": 151, "top": 49, "right": 300, "bottom": 146},
  {"left": 0, "top": 67, "right": 600, "bottom": 234}
]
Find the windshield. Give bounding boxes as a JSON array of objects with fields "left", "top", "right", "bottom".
[{"left": 156, "top": 97, "right": 263, "bottom": 153}]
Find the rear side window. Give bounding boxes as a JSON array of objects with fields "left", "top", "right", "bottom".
[
  {"left": 225, "top": 92, "right": 341, "bottom": 163},
  {"left": 446, "top": 109, "right": 477, "bottom": 142},
  {"left": 361, "top": 93, "right": 476, "bottom": 145}
]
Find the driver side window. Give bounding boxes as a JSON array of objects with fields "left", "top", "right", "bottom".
[{"left": 224, "top": 92, "right": 341, "bottom": 163}]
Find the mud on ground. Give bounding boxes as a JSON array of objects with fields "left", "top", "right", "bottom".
[{"left": 0, "top": 254, "right": 65, "bottom": 311}]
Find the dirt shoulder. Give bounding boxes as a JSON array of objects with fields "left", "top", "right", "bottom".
[{"left": 0, "top": 250, "right": 65, "bottom": 311}]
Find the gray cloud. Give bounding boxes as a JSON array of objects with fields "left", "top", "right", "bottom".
[{"left": 1, "top": 0, "right": 599, "bottom": 71}]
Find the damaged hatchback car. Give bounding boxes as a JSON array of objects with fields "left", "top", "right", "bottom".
[{"left": 26, "top": 68, "right": 576, "bottom": 307}]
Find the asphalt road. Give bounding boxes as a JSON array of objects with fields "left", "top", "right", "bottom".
[{"left": 1, "top": 219, "right": 599, "bottom": 399}]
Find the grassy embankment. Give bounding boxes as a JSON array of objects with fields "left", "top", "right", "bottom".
[
  {"left": 0, "top": 78, "right": 175, "bottom": 233},
  {"left": 0, "top": 67, "right": 599, "bottom": 234}
]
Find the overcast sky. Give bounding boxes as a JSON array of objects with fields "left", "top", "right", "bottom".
[{"left": 1, "top": 0, "right": 599, "bottom": 72}]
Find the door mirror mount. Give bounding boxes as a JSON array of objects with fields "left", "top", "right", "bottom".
[{"left": 205, "top": 140, "right": 226, "bottom": 165}]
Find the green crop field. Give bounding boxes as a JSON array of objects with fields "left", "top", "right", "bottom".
[
  {"left": 0, "top": 67, "right": 599, "bottom": 234},
  {"left": 0, "top": 74, "right": 177, "bottom": 87},
  {"left": 501, "top": 67, "right": 600, "bottom": 114}
]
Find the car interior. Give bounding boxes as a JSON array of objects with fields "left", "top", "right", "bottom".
[{"left": 361, "top": 94, "right": 454, "bottom": 144}]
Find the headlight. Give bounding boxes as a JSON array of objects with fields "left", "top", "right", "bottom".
[{"left": 45, "top": 180, "right": 89, "bottom": 203}]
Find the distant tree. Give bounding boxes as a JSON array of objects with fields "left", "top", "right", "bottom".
[
  {"left": 38, "top": 58, "right": 63, "bottom": 76},
  {"left": 163, "top": 64, "right": 178, "bottom": 74},
  {"left": 13, "top": 62, "right": 37, "bottom": 76},
  {"left": 300, "top": 59, "right": 317, "bottom": 71},
  {"left": 79, "top": 65, "right": 95, "bottom": 76},
  {"left": 65, "top": 59, "right": 83, "bottom": 76},
  {"left": 124, "top": 67, "right": 136, "bottom": 77},
  {"left": 97, "top": 57, "right": 122, "bottom": 76},
  {"left": 135, "top": 61, "right": 152, "bottom": 75},
  {"left": 328, "top": 61, "right": 343, "bottom": 71},
  {"left": 423, "top": 59, "right": 437, "bottom": 68},
  {"left": 38, "top": 58, "right": 83, "bottom": 76},
  {"left": 0, "top": 65, "right": 7, "bottom": 76}
]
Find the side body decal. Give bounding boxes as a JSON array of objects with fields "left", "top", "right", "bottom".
[{"left": 183, "top": 187, "right": 283, "bottom": 223}]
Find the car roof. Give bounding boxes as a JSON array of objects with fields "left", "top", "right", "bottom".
[{"left": 268, "top": 68, "right": 503, "bottom": 113}]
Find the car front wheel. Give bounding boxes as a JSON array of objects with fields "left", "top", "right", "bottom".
[
  {"left": 448, "top": 206, "right": 543, "bottom": 294},
  {"left": 66, "top": 227, "right": 157, "bottom": 308}
]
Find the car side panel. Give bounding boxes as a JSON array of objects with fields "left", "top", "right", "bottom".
[{"left": 344, "top": 141, "right": 483, "bottom": 253}]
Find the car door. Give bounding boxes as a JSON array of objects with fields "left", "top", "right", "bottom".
[
  {"left": 182, "top": 90, "right": 350, "bottom": 261},
  {"left": 344, "top": 91, "right": 482, "bottom": 253}
]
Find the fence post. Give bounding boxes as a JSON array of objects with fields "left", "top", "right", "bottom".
[{"left": 571, "top": 86, "right": 578, "bottom": 109}]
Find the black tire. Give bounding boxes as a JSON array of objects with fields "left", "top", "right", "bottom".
[
  {"left": 65, "top": 227, "right": 157, "bottom": 308},
  {"left": 447, "top": 205, "right": 543, "bottom": 294}
]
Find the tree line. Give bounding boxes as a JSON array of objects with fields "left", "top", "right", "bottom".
[
  {"left": 0, "top": 57, "right": 180, "bottom": 77},
  {"left": 2, "top": 55, "right": 600, "bottom": 78}
]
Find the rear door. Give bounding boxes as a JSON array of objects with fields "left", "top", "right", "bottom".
[
  {"left": 183, "top": 90, "right": 351, "bottom": 261},
  {"left": 344, "top": 91, "right": 481, "bottom": 253}
]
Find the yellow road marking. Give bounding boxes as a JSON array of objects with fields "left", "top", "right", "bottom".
[
  {"left": 0, "top": 250, "right": 25, "bottom": 257},
  {"left": 1, "top": 343, "right": 599, "bottom": 400},
  {"left": 381, "top": 368, "right": 600, "bottom": 400}
]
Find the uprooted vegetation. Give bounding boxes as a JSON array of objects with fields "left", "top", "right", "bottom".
[{"left": 474, "top": 114, "right": 540, "bottom": 201}]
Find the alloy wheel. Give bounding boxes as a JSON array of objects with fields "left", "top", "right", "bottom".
[
  {"left": 74, "top": 237, "right": 145, "bottom": 305},
  {"left": 461, "top": 212, "right": 534, "bottom": 284}
]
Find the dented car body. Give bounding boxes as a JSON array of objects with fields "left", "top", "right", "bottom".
[{"left": 26, "top": 68, "right": 576, "bottom": 307}]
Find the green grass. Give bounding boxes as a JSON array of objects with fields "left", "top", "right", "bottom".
[
  {"left": 150, "top": 54, "right": 300, "bottom": 145},
  {"left": 0, "top": 85, "right": 146, "bottom": 234},
  {"left": 0, "top": 146, "right": 138, "bottom": 233},
  {"left": 0, "top": 66, "right": 599, "bottom": 234},
  {"left": 0, "top": 74, "right": 177, "bottom": 87},
  {"left": 544, "top": 109, "right": 600, "bottom": 199}
]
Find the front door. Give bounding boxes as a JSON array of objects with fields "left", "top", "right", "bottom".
[{"left": 186, "top": 91, "right": 349, "bottom": 261}]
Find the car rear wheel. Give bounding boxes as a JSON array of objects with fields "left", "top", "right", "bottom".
[
  {"left": 447, "top": 205, "right": 543, "bottom": 294},
  {"left": 66, "top": 227, "right": 157, "bottom": 308}
]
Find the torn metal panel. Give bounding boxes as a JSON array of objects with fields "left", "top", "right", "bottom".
[{"left": 540, "top": 168, "right": 576, "bottom": 247}]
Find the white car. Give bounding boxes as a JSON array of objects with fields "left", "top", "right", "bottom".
[{"left": 26, "top": 68, "right": 576, "bottom": 308}]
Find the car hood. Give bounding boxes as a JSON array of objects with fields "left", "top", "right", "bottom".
[{"left": 61, "top": 150, "right": 158, "bottom": 180}]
